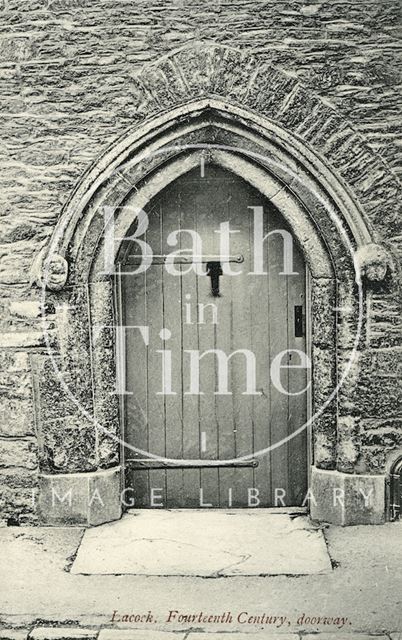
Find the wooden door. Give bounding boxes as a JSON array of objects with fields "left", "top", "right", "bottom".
[{"left": 118, "top": 165, "right": 308, "bottom": 508}]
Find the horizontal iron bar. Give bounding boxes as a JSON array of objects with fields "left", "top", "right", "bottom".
[
  {"left": 125, "top": 458, "right": 258, "bottom": 469},
  {"left": 125, "top": 254, "right": 244, "bottom": 265}
]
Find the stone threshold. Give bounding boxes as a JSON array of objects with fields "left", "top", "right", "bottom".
[{"left": 70, "top": 511, "right": 332, "bottom": 576}]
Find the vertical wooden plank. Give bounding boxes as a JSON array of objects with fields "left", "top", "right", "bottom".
[
  {"left": 249, "top": 193, "right": 272, "bottom": 507},
  {"left": 229, "top": 178, "right": 254, "bottom": 507},
  {"left": 197, "top": 167, "right": 220, "bottom": 508},
  {"left": 215, "top": 181, "right": 236, "bottom": 508},
  {"left": 305, "top": 268, "right": 313, "bottom": 488},
  {"left": 215, "top": 290, "right": 236, "bottom": 508},
  {"left": 162, "top": 185, "right": 184, "bottom": 507},
  {"left": 122, "top": 249, "right": 149, "bottom": 507},
  {"left": 145, "top": 201, "right": 167, "bottom": 508},
  {"left": 181, "top": 178, "right": 202, "bottom": 508},
  {"left": 287, "top": 242, "right": 308, "bottom": 506},
  {"left": 268, "top": 209, "right": 290, "bottom": 506}
]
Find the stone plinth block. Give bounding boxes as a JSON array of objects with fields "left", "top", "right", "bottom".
[
  {"left": 310, "top": 466, "right": 385, "bottom": 526},
  {"left": 38, "top": 466, "right": 122, "bottom": 526},
  {"left": 38, "top": 415, "right": 97, "bottom": 474}
]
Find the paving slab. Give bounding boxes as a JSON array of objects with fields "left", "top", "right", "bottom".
[
  {"left": 98, "top": 631, "right": 186, "bottom": 639},
  {"left": 71, "top": 511, "right": 332, "bottom": 576},
  {"left": 28, "top": 630, "right": 97, "bottom": 640},
  {"left": 303, "top": 636, "right": 390, "bottom": 640},
  {"left": 0, "top": 631, "right": 29, "bottom": 640},
  {"left": 186, "top": 634, "right": 298, "bottom": 638}
]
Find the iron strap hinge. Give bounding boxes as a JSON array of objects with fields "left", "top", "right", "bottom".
[
  {"left": 125, "top": 458, "right": 258, "bottom": 469},
  {"left": 125, "top": 254, "right": 244, "bottom": 265}
]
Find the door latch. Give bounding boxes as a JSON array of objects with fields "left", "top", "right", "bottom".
[{"left": 206, "top": 261, "right": 223, "bottom": 297}]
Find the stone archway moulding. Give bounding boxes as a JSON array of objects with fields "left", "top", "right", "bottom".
[
  {"left": 36, "top": 95, "right": 396, "bottom": 294},
  {"left": 48, "top": 98, "right": 374, "bottom": 265},
  {"left": 42, "top": 40, "right": 401, "bottom": 263},
  {"left": 34, "top": 44, "right": 397, "bottom": 527}
]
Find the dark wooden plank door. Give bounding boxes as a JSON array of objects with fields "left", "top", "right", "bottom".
[{"left": 119, "top": 165, "right": 308, "bottom": 508}]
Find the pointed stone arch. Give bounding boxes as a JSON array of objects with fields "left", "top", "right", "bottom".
[
  {"left": 43, "top": 42, "right": 401, "bottom": 270},
  {"left": 48, "top": 97, "right": 374, "bottom": 276}
]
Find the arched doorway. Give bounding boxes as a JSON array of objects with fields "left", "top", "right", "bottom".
[
  {"left": 117, "top": 164, "right": 309, "bottom": 508},
  {"left": 35, "top": 99, "right": 391, "bottom": 526}
]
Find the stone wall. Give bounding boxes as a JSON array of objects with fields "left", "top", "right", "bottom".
[{"left": 0, "top": 0, "right": 401, "bottom": 524}]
